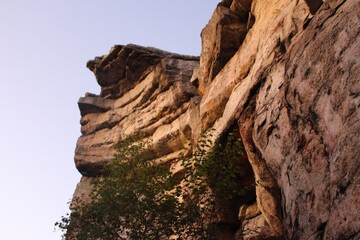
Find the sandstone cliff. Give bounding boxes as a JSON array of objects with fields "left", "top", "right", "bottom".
[{"left": 72, "top": 0, "right": 359, "bottom": 239}]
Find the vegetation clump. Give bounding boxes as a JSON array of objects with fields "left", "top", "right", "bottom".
[{"left": 56, "top": 130, "right": 255, "bottom": 240}]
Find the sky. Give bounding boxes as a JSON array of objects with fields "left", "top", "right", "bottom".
[{"left": 0, "top": 1, "right": 220, "bottom": 239}]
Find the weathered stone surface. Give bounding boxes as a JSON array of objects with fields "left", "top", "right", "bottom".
[
  {"left": 304, "top": 0, "right": 323, "bottom": 15},
  {"left": 197, "top": 2, "right": 249, "bottom": 95},
  {"left": 234, "top": 0, "right": 359, "bottom": 239},
  {"left": 71, "top": 0, "right": 359, "bottom": 239},
  {"left": 237, "top": 213, "right": 281, "bottom": 240},
  {"left": 230, "top": 0, "right": 252, "bottom": 18},
  {"left": 78, "top": 93, "right": 113, "bottom": 117},
  {"left": 87, "top": 44, "right": 198, "bottom": 99},
  {"left": 75, "top": 44, "right": 200, "bottom": 176},
  {"left": 248, "top": 1, "right": 360, "bottom": 238},
  {"left": 71, "top": 177, "right": 93, "bottom": 207}
]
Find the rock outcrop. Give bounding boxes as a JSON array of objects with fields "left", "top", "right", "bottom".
[
  {"left": 196, "top": 0, "right": 250, "bottom": 95},
  {"left": 75, "top": 44, "right": 200, "bottom": 176},
  {"left": 72, "top": 0, "right": 359, "bottom": 239}
]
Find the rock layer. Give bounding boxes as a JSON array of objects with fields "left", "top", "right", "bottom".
[
  {"left": 75, "top": 44, "right": 200, "bottom": 176},
  {"left": 72, "top": 0, "right": 360, "bottom": 239}
]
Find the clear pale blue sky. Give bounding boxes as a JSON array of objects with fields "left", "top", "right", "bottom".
[{"left": 0, "top": 1, "right": 219, "bottom": 239}]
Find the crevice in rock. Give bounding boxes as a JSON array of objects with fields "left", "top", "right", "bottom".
[
  {"left": 76, "top": 160, "right": 108, "bottom": 177},
  {"left": 304, "top": 0, "right": 323, "bottom": 15},
  {"left": 197, "top": 0, "right": 254, "bottom": 95},
  {"left": 303, "top": 17, "right": 311, "bottom": 30},
  {"left": 314, "top": 1, "right": 347, "bottom": 30},
  {"left": 344, "top": 231, "right": 360, "bottom": 240},
  {"left": 247, "top": 13, "right": 255, "bottom": 30},
  {"left": 237, "top": 93, "right": 284, "bottom": 239},
  {"left": 316, "top": 221, "right": 327, "bottom": 239},
  {"left": 209, "top": 121, "right": 256, "bottom": 240}
]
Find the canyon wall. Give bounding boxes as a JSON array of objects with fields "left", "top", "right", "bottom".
[{"left": 72, "top": 0, "right": 359, "bottom": 239}]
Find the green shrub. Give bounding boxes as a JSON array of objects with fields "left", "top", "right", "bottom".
[
  {"left": 56, "top": 131, "right": 254, "bottom": 240},
  {"left": 182, "top": 129, "right": 251, "bottom": 202}
]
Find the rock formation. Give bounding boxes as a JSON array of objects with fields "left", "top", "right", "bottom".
[{"left": 72, "top": 0, "right": 359, "bottom": 239}]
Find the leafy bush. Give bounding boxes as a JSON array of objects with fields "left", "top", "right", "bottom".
[
  {"left": 182, "top": 129, "right": 252, "bottom": 202},
  {"left": 56, "top": 130, "right": 254, "bottom": 239},
  {"left": 180, "top": 129, "right": 256, "bottom": 238}
]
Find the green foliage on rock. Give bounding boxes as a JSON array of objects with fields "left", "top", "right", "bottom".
[
  {"left": 56, "top": 130, "right": 254, "bottom": 239},
  {"left": 182, "top": 129, "right": 252, "bottom": 203}
]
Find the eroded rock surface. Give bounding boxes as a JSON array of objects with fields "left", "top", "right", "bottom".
[
  {"left": 72, "top": 0, "right": 359, "bottom": 239},
  {"left": 196, "top": 0, "right": 251, "bottom": 95},
  {"left": 75, "top": 44, "right": 200, "bottom": 176},
  {"left": 248, "top": 1, "right": 360, "bottom": 238}
]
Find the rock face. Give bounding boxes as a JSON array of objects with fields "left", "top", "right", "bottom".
[
  {"left": 72, "top": 0, "right": 359, "bottom": 239},
  {"left": 196, "top": 1, "right": 250, "bottom": 94},
  {"left": 75, "top": 44, "right": 200, "bottom": 176}
]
